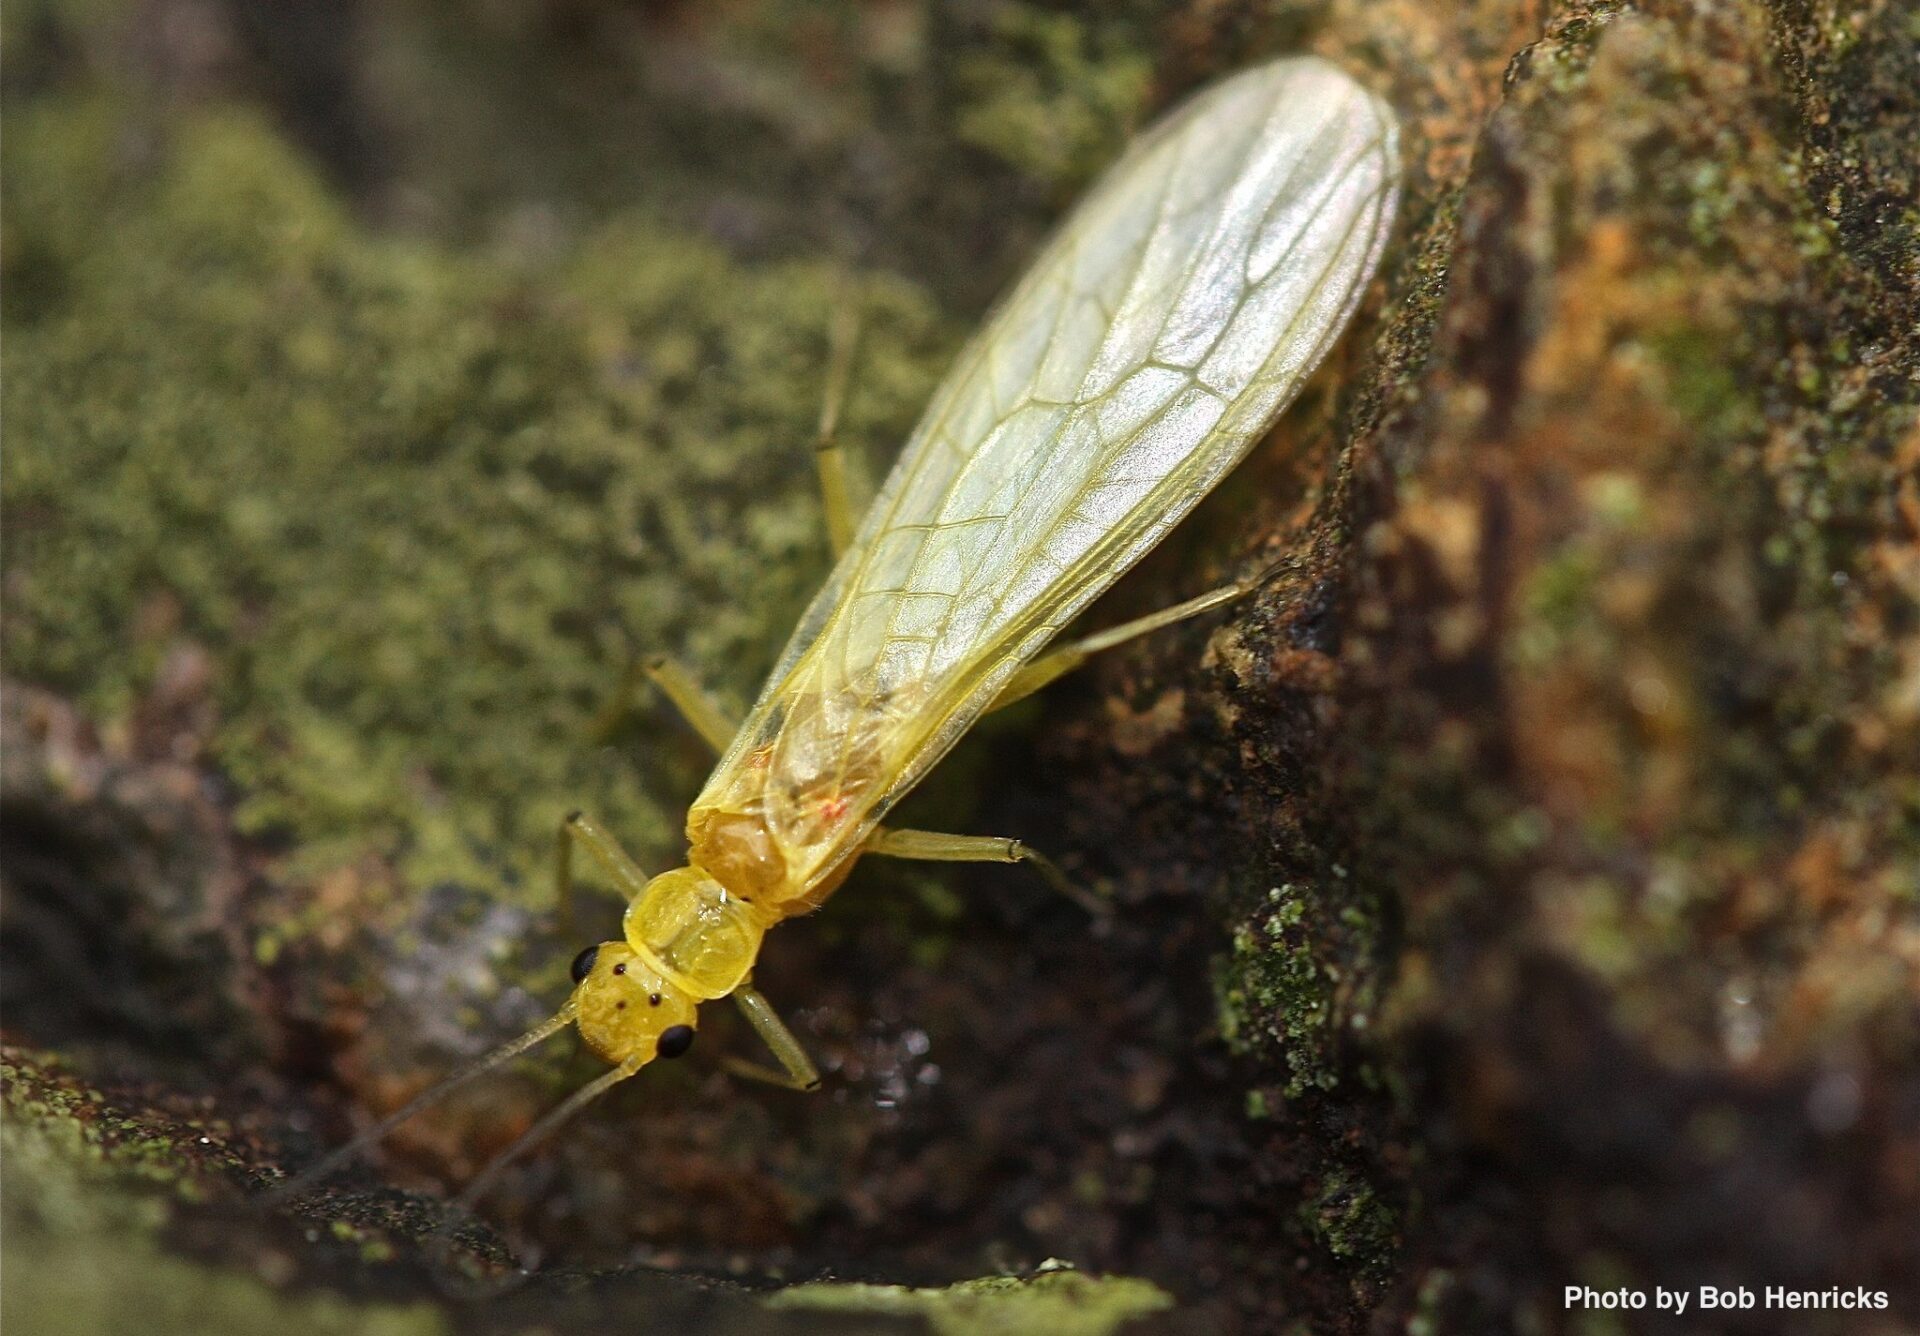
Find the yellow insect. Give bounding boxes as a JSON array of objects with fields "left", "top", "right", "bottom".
[{"left": 287, "top": 55, "right": 1400, "bottom": 1220}]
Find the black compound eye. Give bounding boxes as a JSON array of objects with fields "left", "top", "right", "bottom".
[
  {"left": 568, "top": 945, "right": 600, "bottom": 984},
  {"left": 657, "top": 1025, "right": 695, "bottom": 1059}
]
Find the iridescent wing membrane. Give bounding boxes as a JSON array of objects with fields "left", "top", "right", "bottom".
[{"left": 697, "top": 57, "right": 1400, "bottom": 881}]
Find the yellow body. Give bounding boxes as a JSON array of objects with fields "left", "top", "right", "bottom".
[
  {"left": 571, "top": 54, "right": 1399, "bottom": 1070},
  {"left": 281, "top": 57, "right": 1399, "bottom": 1219}
]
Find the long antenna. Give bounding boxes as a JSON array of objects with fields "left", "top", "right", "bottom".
[
  {"left": 268, "top": 1005, "right": 578, "bottom": 1206},
  {"left": 425, "top": 1057, "right": 645, "bottom": 1290},
  {"left": 448, "top": 1057, "right": 643, "bottom": 1222}
]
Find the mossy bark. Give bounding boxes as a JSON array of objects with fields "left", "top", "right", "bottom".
[
  {"left": 1188, "top": 0, "right": 1920, "bottom": 1327},
  {"left": 3, "top": 0, "right": 1915, "bottom": 1333}
]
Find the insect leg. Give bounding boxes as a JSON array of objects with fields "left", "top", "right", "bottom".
[
  {"left": 865, "top": 827, "right": 1108, "bottom": 916},
  {"left": 555, "top": 810, "right": 652, "bottom": 934},
  {"left": 813, "top": 297, "right": 865, "bottom": 557},
  {"left": 988, "top": 578, "right": 1254, "bottom": 712},
  {"left": 590, "top": 654, "right": 738, "bottom": 755},
  {"left": 642, "top": 656, "right": 739, "bottom": 754},
  {"left": 721, "top": 980, "right": 822, "bottom": 1091}
]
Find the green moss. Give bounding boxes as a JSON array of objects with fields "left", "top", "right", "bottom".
[
  {"left": 1523, "top": 4, "right": 1632, "bottom": 95},
  {"left": 765, "top": 1262, "right": 1173, "bottom": 1336},
  {"left": 1304, "top": 1168, "right": 1396, "bottom": 1270},
  {"left": 3, "top": 1195, "right": 443, "bottom": 1336},
  {"left": 1, "top": 1050, "right": 444, "bottom": 1336},
  {"left": 1513, "top": 547, "right": 1603, "bottom": 667},
  {"left": 1645, "top": 324, "right": 1762, "bottom": 441},
  {"left": 1, "top": 93, "right": 949, "bottom": 902},
  {"left": 1214, "top": 884, "right": 1341, "bottom": 1097},
  {"left": 0, "top": 1050, "right": 230, "bottom": 1193},
  {"left": 1407, "top": 1269, "right": 1453, "bottom": 1336},
  {"left": 951, "top": 6, "right": 1152, "bottom": 190}
]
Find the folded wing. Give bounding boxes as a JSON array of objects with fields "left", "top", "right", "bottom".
[{"left": 696, "top": 57, "right": 1400, "bottom": 880}]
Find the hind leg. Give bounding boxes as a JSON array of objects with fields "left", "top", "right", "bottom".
[
  {"left": 989, "top": 578, "right": 1257, "bottom": 712},
  {"left": 864, "top": 827, "right": 1107, "bottom": 916}
]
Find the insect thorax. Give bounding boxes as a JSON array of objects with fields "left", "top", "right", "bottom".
[
  {"left": 628, "top": 682, "right": 887, "bottom": 996},
  {"left": 622, "top": 866, "right": 767, "bottom": 1000},
  {"left": 686, "top": 683, "right": 906, "bottom": 912},
  {"left": 683, "top": 801, "right": 857, "bottom": 920}
]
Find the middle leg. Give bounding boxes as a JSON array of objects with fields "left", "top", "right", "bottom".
[{"left": 591, "top": 653, "right": 740, "bottom": 756}]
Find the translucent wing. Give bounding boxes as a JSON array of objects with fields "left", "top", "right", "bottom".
[{"left": 694, "top": 57, "right": 1400, "bottom": 888}]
